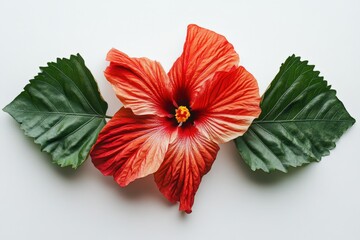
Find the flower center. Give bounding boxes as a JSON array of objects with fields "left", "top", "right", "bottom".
[{"left": 175, "top": 106, "right": 190, "bottom": 123}]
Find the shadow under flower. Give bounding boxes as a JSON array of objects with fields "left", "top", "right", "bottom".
[
  {"left": 94, "top": 170, "right": 174, "bottom": 209},
  {"left": 9, "top": 109, "right": 174, "bottom": 210},
  {"left": 226, "top": 141, "right": 314, "bottom": 185},
  {"left": 7, "top": 118, "right": 87, "bottom": 180}
]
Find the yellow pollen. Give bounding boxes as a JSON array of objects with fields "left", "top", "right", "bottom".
[{"left": 175, "top": 106, "right": 191, "bottom": 123}]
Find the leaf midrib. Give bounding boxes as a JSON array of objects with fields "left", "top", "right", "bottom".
[
  {"left": 7, "top": 109, "right": 106, "bottom": 118},
  {"left": 254, "top": 119, "right": 354, "bottom": 124}
]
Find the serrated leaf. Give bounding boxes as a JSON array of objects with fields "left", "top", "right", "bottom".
[
  {"left": 3, "top": 54, "right": 108, "bottom": 169},
  {"left": 234, "top": 55, "right": 355, "bottom": 172}
]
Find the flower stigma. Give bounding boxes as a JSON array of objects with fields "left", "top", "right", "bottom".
[{"left": 175, "top": 106, "right": 191, "bottom": 124}]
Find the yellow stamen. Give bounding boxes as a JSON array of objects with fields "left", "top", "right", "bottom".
[{"left": 175, "top": 106, "right": 190, "bottom": 123}]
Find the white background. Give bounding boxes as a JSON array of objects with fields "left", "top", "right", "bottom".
[{"left": 1, "top": 0, "right": 359, "bottom": 239}]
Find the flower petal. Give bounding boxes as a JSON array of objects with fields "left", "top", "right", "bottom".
[
  {"left": 169, "top": 24, "right": 239, "bottom": 105},
  {"left": 154, "top": 127, "right": 219, "bottom": 213},
  {"left": 90, "top": 108, "right": 176, "bottom": 186},
  {"left": 191, "top": 66, "right": 261, "bottom": 144},
  {"left": 105, "top": 48, "right": 173, "bottom": 116}
]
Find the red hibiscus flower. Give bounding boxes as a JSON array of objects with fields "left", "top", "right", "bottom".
[{"left": 90, "top": 24, "right": 261, "bottom": 213}]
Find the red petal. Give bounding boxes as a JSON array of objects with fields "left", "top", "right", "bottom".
[
  {"left": 90, "top": 108, "right": 176, "bottom": 187},
  {"left": 169, "top": 24, "right": 239, "bottom": 105},
  {"left": 105, "top": 49, "right": 172, "bottom": 116},
  {"left": 191, "top": 66, "right": 261, "bottom": 144},
  {"left": 154, "top": 127, "right": 219, "bottom": 213}
]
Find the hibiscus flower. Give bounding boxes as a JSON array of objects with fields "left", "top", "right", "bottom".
[{"left": 90, "top": 24, "right": 261, "bottom": 213}]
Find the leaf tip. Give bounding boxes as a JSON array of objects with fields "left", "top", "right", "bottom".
[
  {"left": 350, "top": 116, "right": 356, "bottom": 125},
  {"left": 290, "top": 54, "right": 300, "bottom": 60},
  {"left": 70, "top": 53, "right": 84, "bottom": 63},
  {"left": 2, "top": 104, "right": 9, "bottom": 113}
]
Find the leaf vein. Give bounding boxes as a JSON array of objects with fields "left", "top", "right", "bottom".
[
  {"left": 36, "top": 75, "right": 75, "bottom": 113},
  {"left": 262, "top": 68, "right": 313, "bottom": 120},
  {"left": 51, "top": 63, "right": 101, "bottom": 115}
]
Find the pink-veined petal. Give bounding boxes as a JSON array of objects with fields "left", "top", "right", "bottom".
[
  {"left": 191, "top": 66, "right": 261, "bottom": 144},
  {"left": 90, "top": 108, "right": 176, "bottom": 187},
  {"left": 169, "top": 24, "right": 239, "bottom": 105},
  {"left": 154, "top": 127, "right": 219, "bottom": 213},
  {"left": 105, "top": 48, "right": 173, "bottom": 116}
]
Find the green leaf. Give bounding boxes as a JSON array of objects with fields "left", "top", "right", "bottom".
[
  {"left": 234, "top": 55, "right": 355, "bottom": 172},
  {"left": 3, "top": 54, "right": 108, "bottom": 169}
]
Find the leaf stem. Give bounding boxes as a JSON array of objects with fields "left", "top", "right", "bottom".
[{"left": 105, "top": 115, "right": 113, "bottom": 119}]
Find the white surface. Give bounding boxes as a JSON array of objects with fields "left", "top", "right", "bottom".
[{"left": 1, "top": 0, "right": 359, "bottom": 239}]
